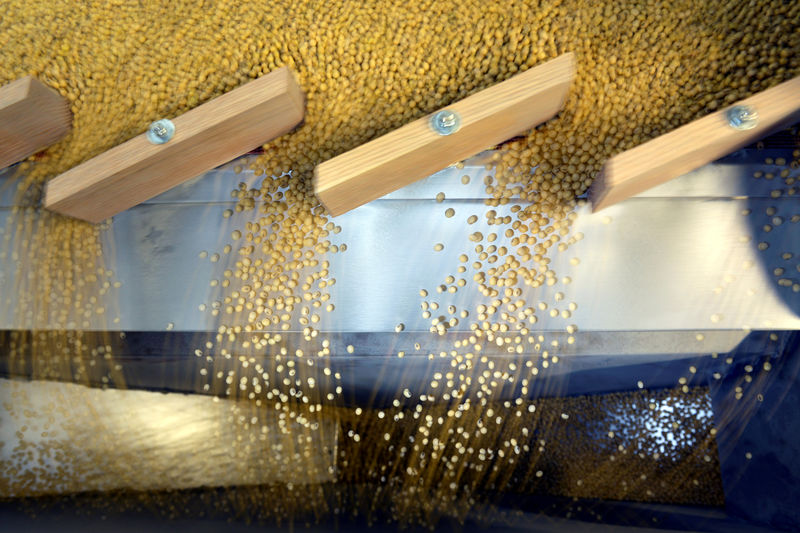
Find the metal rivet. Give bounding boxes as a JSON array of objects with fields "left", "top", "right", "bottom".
[
  {"left": 726, "top": 105, "right": 758, "bottom": 130},
  {"left": 430, "top": 110, "right": 461, "bottom": 136},
  {"left": 146, "top": 119, "right": 175, "bottom": 144}
]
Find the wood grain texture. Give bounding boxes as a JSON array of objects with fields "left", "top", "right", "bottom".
[
  {"left": 44, "top": 67, "right": 304, "bottom": 223},
  {"left": 590, "top": 76, "right": 800, "bottom": 212},
  {"left": 0, "top": 76, "right": 71, "bottom": 169},
  {"left": 313, "top": 53, "right": 575, "bottom": 216}
]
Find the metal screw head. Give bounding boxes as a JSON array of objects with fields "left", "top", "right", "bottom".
[
  {"left": 430, "top": 110, "right": 461, "bottom": 136},
  {"left": 727, "top": 105, "right": 758, "bottom": 130},
  {"left": 146, "top": 119, "right": 175, "bottom": 144}
]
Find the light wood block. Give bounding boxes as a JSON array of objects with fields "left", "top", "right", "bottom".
[
  {"left": 313, "top": 53, "right": 575, "bottom": 216},
  {"left": 0, "top": 76, "right": 71, "bottom": 169},
  {"left": 44, "top": 67, "right": 304, "bottom": 223},
  {"left": 590, "top": 76, "right": 800, "bottom": 212}
]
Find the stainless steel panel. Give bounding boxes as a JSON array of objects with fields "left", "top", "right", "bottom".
[{"left": 0, "top": 149, "right": 797, "bottom": 347}]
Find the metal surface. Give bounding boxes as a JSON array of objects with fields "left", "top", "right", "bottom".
[
  {"left": 0, "top": 148, "right": 798, "bottom": 352},
  {"left": 0, "top": 329, "right": 760, "bottom": 403}
]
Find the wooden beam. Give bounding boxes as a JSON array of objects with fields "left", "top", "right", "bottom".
[
  {"left": 0, "top": 76, "right": 71, "bottom": 169},
  {"left": 590, "top": 76, "right": 800, "bottom": 212},
  {"left": 44, "top": 67, "right": 305, "bottom": 223},
  {"left": 313, "top": 53, "right": 575, "bottom": 217}
]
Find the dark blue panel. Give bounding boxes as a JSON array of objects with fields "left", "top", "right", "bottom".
[{"left": 711, "top": 331, "right": 800, "bottom": 532}]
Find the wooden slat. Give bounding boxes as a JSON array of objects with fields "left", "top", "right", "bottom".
[
  {"left": 313, "top": 53, "right": 575, "bottom": 217},
  {"left": 0, "top": 76, "right": 71, "bottom": 169},
  {"left": 44, "top": 67, "right": 305, "bottom": 223},
  {"left": 590, "top": 76, "right": 800, "bottom": 212}
]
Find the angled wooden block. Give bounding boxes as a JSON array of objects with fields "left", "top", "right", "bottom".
[
  {"left": 0, "top": 76, "right": 71, "bottom": 169},
  {"left": 590, "top": 76, "right": 800, "bottom": 212},
  {"left": 44, "top": 67, "right": 305, "bottom": 223},
  {"left": 313, "top": 53, "right": 575, "bottom": 217}
]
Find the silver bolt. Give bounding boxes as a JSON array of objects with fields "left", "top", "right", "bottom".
[
  {"left": 146, "top": 118, "right": 175, "bottom": 144},
  {"left": 430, "top": 110, "right": 461, "bottom": 136},
  {"left": 726, "top": 105, "right": 758, "bottom": 131}
]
